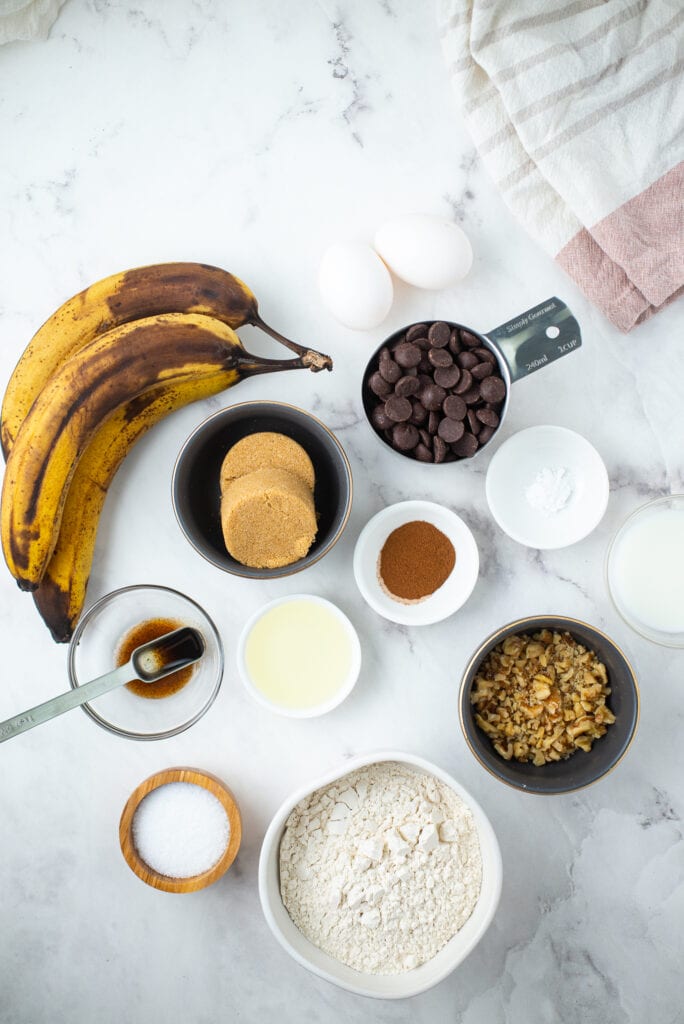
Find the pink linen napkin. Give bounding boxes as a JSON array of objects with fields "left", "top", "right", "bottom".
[{"left": 439, "top": 0, "right": 684, "bottom": 332}]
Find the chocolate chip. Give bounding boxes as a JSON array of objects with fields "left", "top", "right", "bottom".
[
  {"left": 438, "top": 417, "right": 465, "bottom": 443},
  {"left": 418, "top": 355, "right": 433, "bottom": 374},
  {"left": 420, "top": 383, "right": 447, "bottom": 411},
  {"left": 463, "top": 386, "right": 483, "bottom": 405},
  {"left": 394, "top": 343, "right": 422, "bottom": 368},
  {"left": 414, "top": 336, "right": 431, "bottom": 350},
  {"left": 371, "top": 405, "right": 393, "bottom": 430},
  {"left": 392, "top": 423, "right": 419, "bottom": 451},
  {"left": 369, "top": 371, "right": 392, "bottom": 397},
  {"left": 434, "top": 364, "right": 461, "bottom": 389},
  {"left": 467, "top": 409, "right": 481, "bottom": 435},
  {"left": 428, "top": 348, "right": 453, "bottom": 369},
  {"left": 473, "top": 347, "right": 496, "bottom": 365},
  {"left": 379, "top": 358, "right": 401, "bottom": 383},
  {"left": 414, "top": 443, "right": 433, "bottom": 462},
  {"left": 428, "top": 321, "right": 451, "bottom": 348},
  {"left": 460, "top": 330, "right": 480, "bottom": 348},
  {"left": 480, "top": 376, "right": 506, "bottom": 403},
  {"left": 433, "top": 436, "right": 448, "bottom": 463},
  {"left": 409, "top": 400, "right": 427, "bottom": 425},
  {"left": 452, "top": 369, "right": 472, "bottom": 394},
  {"left": 404, "top": 365, "right": 419, "bottom": 377},
  {"left": 428, "top": 410, "right": 440, "bottom": 435},
  {"left": 457, "top": 351, "right": 478, "bottom": 370},
  {"left": 478, "top": 425, "right": 496, "bottom": 445},
  {"left": 448, "top": 329, "right": 462, "bottom": 355},
  {"left": 471, "top": 361, "right": 493, "bottom": 380},
  {"left": 385, "top": 395, "right": 413, "bottom": 422},
  {"left": 378, "top": 347, "right": 391, "bottom": 363},
  {"left": 406, "top": 323, "right": 427, "bottom": 342},
  {"left": 419, "top": 428, "right": 432, "bottom": 448},
  {"left": 452, "top": 432, "right": 479, "bottom": 457},
  {"left": 476, "top": 408, "right": 500, "bottom": 427},
  {"left": 418, "top": 373, "right": 433, "bottom": 389},
  {"left": 395, "top": 375, "right": 421, "bottom": 398},
  {"left": 443, "top": 394, "right": 466, "bottom": 420}
]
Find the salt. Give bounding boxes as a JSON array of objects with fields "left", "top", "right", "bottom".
[
  {"left": 525, "top": 466, "right": 574, "bottom": 516},
  {"left": 132, "top": 782, "right": 230, "bottom": 878}
]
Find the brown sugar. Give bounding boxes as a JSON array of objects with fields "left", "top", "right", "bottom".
[
  {"left": 378, "top": 520, "right": 455, "bottom": 602},
  {"left": 220, "top": 432, "right": 315, "bottom": 493},
  {"left": 221, "top": 468, "right": 317, "bottom": 569}
]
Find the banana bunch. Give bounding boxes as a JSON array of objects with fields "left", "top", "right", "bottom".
[{"left": 1, "top": 263, "right": 333, "bottom": 641}]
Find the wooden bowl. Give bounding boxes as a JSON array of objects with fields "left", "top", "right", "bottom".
[{"left": 119, "top": 767, "right": 242, "bottom": 893}]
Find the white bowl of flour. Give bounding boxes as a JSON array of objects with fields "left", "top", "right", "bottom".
[{"left": 258, "top": 751, "right": 501, "bottom": 998}]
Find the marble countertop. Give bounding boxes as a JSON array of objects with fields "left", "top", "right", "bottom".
[{"left": 0, "top": 2, "right": 682, "bottom": 1022}]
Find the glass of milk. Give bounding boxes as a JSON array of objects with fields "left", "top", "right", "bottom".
[{"left": 606, "top": 494, "right": 684, "bottom": 647}]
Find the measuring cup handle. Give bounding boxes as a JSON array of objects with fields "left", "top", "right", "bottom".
[{"left": 484, "top": 297, "right": 581, "bottom": 384}]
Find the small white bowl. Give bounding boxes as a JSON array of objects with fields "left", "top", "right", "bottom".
[
  {"left": 258, "top": 750, "right": 502, "bottom": 999},
  {"left": 237, "top": 594, "right": 361, "bottom": 718},
  {"left": 353, "top": 500, "right": 479, "bottom": 625},
  {"left": 485, "top": 425, "right": 609, "bottom": 549}
]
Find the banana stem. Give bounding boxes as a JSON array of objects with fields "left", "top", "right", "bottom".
[
  {"left": 251, "top": 316, "right": 333, "bottom": 373},
  {"left": 237, "top": 351, "right": 328, "bottom": 376}
]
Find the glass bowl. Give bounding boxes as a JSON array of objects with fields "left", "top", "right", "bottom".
[
  {"left": 606, "top": 494, "right": 684, "bottom": 648},
  {"left": 68, "top": 585, "right": 224, "bottom": 740}
]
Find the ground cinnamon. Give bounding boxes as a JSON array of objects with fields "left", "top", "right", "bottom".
[{"left": 378, "top": 520, "right": 456, "bottom": 602}]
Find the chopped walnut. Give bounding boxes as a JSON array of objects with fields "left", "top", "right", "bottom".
[{"left": 470, "top": 629, "right": 615, "bottom": 766}]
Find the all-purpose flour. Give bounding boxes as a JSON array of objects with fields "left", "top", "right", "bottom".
[{"left": 279, "top": 762, "right": 482, "bottom": 974}]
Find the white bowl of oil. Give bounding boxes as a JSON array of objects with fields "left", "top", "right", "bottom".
[{"left": 236, "top": 594, "right": 362, "bottom": 717}]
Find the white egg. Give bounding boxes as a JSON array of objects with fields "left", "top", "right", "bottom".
[
  {"left": 374, "top": 213, "right": 473, "bottom": 290},
  {"left": 318, "top": 242, "right": 394, "bottom": 331}
]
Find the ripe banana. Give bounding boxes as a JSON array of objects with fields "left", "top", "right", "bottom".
[
  {"left": 2, "top": 311, "right": 323, "bottom": 591},
  {"left": 33, "top": 372, "right": 233, "bottom": 642},
  {"left": 1, "top": 262, "right": 330, "bottom": 458}
]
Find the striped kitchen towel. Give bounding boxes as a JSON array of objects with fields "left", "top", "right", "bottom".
[{"left": 439, "top": 0, "right": 684, "bottom": 333}]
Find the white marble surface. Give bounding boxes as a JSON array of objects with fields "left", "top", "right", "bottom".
[{"left": 0, "top": 2, "right": 682, "bottom": 1022}]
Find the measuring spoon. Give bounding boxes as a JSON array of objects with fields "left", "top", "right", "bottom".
[{"left": 0, "top": 626, "right": 205, "bottom": 744}]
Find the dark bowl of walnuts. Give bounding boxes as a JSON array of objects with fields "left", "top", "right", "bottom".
[
  {"left": 361, "top": 319, "right": 510, "bottom": 464},
  {"left": 459, "top": 615, "right": 639, "bottom": 795}
]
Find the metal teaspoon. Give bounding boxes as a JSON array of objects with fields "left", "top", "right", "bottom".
[{"left": 0, "top": 626, "right": 205, "bottom": 744}]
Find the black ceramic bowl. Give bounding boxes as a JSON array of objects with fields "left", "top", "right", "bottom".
[
  {"left": 172, "top": 401, "right": 353, "bottom": 579},
  {"left": 459, "top": 616, "right": 639, "bottom": 795},
  {"left": 361, "top": 320, "right": 511, "bottom": 464}
]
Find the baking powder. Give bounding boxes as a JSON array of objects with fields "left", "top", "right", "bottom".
[
  {"left": 525, "top": 466, "right": 574, "bottom": 515},
  {"left": 279, "top": 762, "right": 482, "bottom": 974}
]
